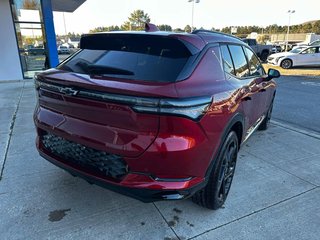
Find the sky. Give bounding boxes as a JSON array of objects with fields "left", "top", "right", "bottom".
[{"left": 53, "top": 0, "right": 320, "bottom": 35}]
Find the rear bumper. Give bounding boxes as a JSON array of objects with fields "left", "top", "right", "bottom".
[
  {"left": 34, "top": 104, "right": 219, "bottom": 202},
  {"left": 37, "top": 137, "right": 206, "bottom": 202}
]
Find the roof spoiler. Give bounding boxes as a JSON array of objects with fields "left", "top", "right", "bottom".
[{"left": 145, "top": 23, "right": 159, "bottom": 32}]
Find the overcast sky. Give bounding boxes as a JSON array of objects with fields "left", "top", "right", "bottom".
[{"left": 53, "top": 0, "right": 320, "bottom": 34}]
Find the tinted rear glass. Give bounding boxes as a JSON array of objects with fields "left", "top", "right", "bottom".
[{"left": 58, "top": 34, "right": 194, "bottom": 82}]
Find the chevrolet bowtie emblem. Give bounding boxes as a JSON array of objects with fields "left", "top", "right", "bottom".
[{"left": 59, "top": 87, "right": 79, "bottom": 96}]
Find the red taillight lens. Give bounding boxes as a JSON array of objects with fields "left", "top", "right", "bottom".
[{"left": 133, "top": 96, "right": 212, "bottom": 120}]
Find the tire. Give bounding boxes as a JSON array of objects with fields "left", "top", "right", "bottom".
[
  {"left": 280, "top": 59, "right": 292, "bottom": 69},
  {"left": 258, "top": 99, "right": 274, "bottom": 131},
  {"left": 192, "top": 131, "right": 239, "bottom": 210},
  {"left": 260, "top": 51, "right": 269, "bottom": 62}
]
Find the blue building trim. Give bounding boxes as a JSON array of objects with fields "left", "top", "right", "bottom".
[{"left": 41, "top": 0, "right": 59, "bottom": 68}]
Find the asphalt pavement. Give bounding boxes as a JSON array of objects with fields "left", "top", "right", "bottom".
[
  {"left": 273, "top": 75, "right": 320, "bottom": 133},
  {"left": 0, "top": 79, "right": 319, "bottom": 240}
]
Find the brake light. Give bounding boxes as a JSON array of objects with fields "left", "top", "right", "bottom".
[{"left": 133, "top": 97, "right": 212, "bottom": 120}]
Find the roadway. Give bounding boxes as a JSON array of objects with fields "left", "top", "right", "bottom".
[{"left": 273, "top": 75, "right": 320, "bottom": 133}]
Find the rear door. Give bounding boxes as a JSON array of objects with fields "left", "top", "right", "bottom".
[
  {"left": 220, "top": 44, "right": 261, "bottom": 132},
  {"left": 311, "top": 46, "right": 320, "bottom": 65},
  {"left": 296, "top": 47, "right": 318, "bottom": 66}
]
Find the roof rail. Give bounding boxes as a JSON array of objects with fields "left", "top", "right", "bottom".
[{"left": 192, "top": 29, "right": 242, "bottom": 41}]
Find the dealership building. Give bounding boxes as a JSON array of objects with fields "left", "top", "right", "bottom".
[{"left": 0, "top": 0, "right": 85, "bottom": 81}]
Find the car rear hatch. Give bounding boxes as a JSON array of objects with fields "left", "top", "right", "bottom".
[{"left": 35, "top": 33, "right": 201, "bottom": 157}]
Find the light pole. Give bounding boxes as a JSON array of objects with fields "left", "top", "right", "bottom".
[
  {"left": 188, "top": 0, "right": 200, "bottom": 31},
  {"left": 63, "top": 12, "right": 68, "bottom": 42},
  {"left": 286, "top": 10, "right": 295, "bottom": 52}
]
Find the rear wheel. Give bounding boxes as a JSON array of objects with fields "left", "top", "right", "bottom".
[
  {"left": 280, "top": 59, "right": 292, "bottom": 69},
  {"left": 192, "top": 131, "right": 239, "bottom": 210}
]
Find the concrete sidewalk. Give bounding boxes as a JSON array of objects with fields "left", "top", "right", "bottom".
[{"left": 0, "top": 81, "right": 319, "bottom": 240}]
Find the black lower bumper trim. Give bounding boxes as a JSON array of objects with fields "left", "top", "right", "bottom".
[{"left": 39, "top": 151, "right": 206, "bottom": 203}]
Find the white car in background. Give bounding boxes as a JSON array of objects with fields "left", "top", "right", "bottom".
[
  {"left": 57, "top": 45, "right": 70, "bottom": 54},
  {"left": 267, "top": 46, "right": 320, "bottom": 69},
  {"left": 292, "top": 39, "right": 320, "bottom": 50}
]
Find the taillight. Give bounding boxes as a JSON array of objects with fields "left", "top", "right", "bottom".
[
  {"left": 133, "top": 96, "right": 212, "bottom": 121},
  {"left": 34, "top": 79, "right": 212, "bottom": 121}
]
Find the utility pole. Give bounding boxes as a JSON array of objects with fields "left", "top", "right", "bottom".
[
  {"left": 286, "top": 10, "right": 295, "bottom": 52},
  {"left": 63, "top": 12, "right": 67, "bottom": 42},
  {"left": 188, "top": 0, "right": 200, "bottom": 31}
]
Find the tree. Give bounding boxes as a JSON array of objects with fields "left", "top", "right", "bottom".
[
  {"left": 221, "top": 26, "right": 231, "bottom": 34},
  {"left": 184, "top": 25, "right": 192, "bottom": 33},
  {"left": 157, "top": 24, "right": 172, "bottom": 31},
  {"left": 22, "top": 0, "right": 39, "bottom": 10},
  {"left": 256, "top": 35, "right": 269, "bottom": 44},
  {"left": 312, "top": 21, "right": 320, "bottom": 34},
  {"left": 173, "top": 28, "right": 184, "bottom": 33},
  {"left": 89, "top": 25, "right": 120, "bottom": 33},
  {"left": 122, "top": 10, "right": 151, "bottom": 31},
  {"left": 302, "top": 23, "right": 313, "bottom": 33}
]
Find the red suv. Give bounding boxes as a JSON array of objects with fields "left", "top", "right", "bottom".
[{"left": 34, "top": 25, "right": 280, "bottom": 210}]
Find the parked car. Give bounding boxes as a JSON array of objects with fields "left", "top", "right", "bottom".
[
  {"left": 241, "top": 38, "right": 273, "bottom": 61},
  {"left": 27, "top": 48, "right": 45, "bottom": 56},
  {"left": 267, "top": 45, "right": 320, "bottom": 69},
  {"left": 271, "top": 45, "right": 282, "bottom": 54},
  {"left": 57, "top": 45, "right": 70, "bottom": 54},
  {"left": 292, "top": 39, "right": 320, "bottom": 50},
  {"left": 34, "top": 24, "right": 280, "bottom": 210}
]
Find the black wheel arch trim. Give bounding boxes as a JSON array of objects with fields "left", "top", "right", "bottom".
[{"left": 204, "top": 113, "right": 244, "bottom": 181}]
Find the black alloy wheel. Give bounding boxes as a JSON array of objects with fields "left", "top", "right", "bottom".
[
  {"left": 192, "top": 131, "right": 239, "bottom": 210},
  {"left": 216, "top": 136, "right": 238, "bottom": 203}
]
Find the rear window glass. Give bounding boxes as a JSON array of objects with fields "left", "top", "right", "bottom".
[{"left": 58, "top": 34, "right": 194, "bottom": 82}]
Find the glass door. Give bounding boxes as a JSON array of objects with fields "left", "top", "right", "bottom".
[
  {"left": 15, "top": 22, "right": 47, "bottom": 78},
  {"left": 11, "top": 0, "right": 48, "bottom": 78}
]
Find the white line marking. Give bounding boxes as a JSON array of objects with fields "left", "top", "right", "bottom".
[{"left": 301, "top": 82, "right": 320, "bottom": 87}]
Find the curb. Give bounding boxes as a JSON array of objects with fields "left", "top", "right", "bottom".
[{"left": 271, "top": 120, "right": 320, "bottom": 140}]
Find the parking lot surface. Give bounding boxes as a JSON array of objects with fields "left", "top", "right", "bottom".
[{"left": 0, "top": 80, "right": 319, "bottom": 240}]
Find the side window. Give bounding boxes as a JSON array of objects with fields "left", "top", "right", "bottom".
[
  {"left": 228, "top": 45, "right": 250, "bottom": 78},
  {"left": 301, "top": 47, "right": 317, "bottom": 54},
  {"left": 220, "top": 45, "right": 235, "bottom": 75},
  {"left": 244, "top": 47, "right": 265, "bottom": 76}
]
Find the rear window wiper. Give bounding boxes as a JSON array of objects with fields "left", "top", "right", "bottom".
[{"left": 87, "top": 64, "right": 134, "bottom": 76}]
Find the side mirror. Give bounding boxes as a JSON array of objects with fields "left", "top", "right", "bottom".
[{"left": 267, "top": 68, "right": 280, "bottom": 80}]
